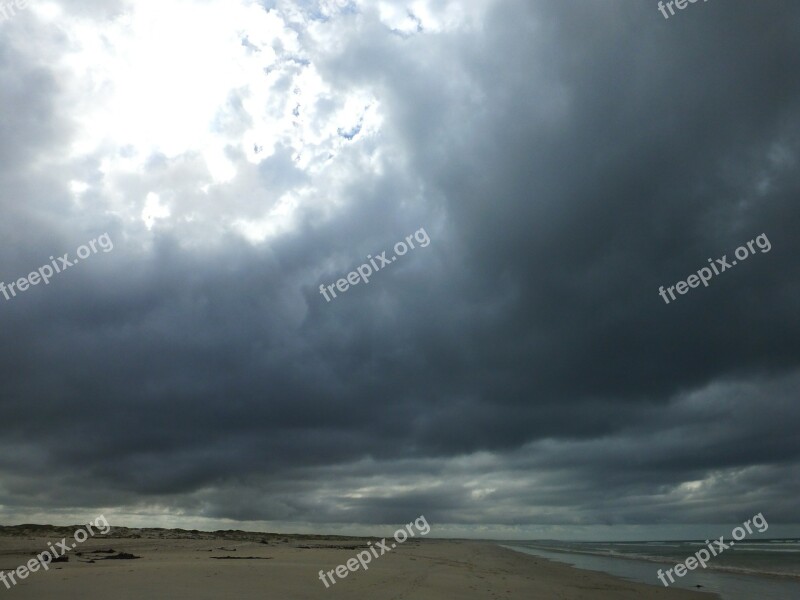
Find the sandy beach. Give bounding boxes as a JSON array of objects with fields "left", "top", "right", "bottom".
[{"left": 0, "top": 526, "right": 716, "bottom": 599}]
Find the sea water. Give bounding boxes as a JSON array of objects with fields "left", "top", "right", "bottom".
[{"left": 502, "top": 539, "right": 800, "bottom": 600}]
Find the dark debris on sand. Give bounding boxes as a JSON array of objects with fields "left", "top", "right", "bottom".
[
  {"left": 101, "top": 552, "right": 141, "bottom": 560},
  {"left": 211, "top": 556, "right": 273, "bottom": 560}
]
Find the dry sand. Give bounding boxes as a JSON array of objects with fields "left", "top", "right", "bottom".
[{"left": 0, "top": 526, "right": 718, "bottom": 599}]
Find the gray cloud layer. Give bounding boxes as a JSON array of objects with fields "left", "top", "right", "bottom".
[{"left": 0, "top": 0, "right": 798, "bottom": 538}]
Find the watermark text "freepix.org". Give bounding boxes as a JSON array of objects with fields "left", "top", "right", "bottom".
[
  {"left": 657, "top": 512, "right": 768, "bottom": 587},
  {"left": 1, "top": 233, "right": 114, "bottom": 302},
  {"left": 0, "top": 515, "right": 111, "bottom": 590},
  {"left": 658, "top": 233, "right": 770, "bottom": 305},
  {"left": 658, "top": 0, "right": 709, "bottom": 20},
  {"left": 319, "top": 228, "right": 430, "bottom": 303},
  {"left": 318, "top": 515, "right": 430, "bottom": 588},
  {"left": 0, "top": 0, "right": 30, "bottom": 23}
]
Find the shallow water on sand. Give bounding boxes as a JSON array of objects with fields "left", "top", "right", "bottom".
[{"left": 503, "top": 542, "right": 800, "bottom": 600}]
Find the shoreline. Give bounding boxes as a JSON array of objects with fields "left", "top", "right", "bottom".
[
  {"left": 502, "top": 542, "right": 800, "bottom": 582},
  {"left": 502, "top": 543, "right": 800, "bottom": 600}
]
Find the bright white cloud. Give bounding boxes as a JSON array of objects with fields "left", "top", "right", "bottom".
[
  {"left": 2, "top": 0, "right": 495, "bottom": 246},
  {"left": 37, "top": 0, "right": 397, "bottom": 242}
]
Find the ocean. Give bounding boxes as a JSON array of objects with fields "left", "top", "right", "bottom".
[{"left": 502, "top": 539, "right": 800, "bottom": 600}]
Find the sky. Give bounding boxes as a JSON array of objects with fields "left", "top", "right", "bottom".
[{"left": 0, "top": 0, "right": 799, "bottom": 541}]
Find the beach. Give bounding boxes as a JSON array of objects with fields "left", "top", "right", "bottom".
[{"left": 0, "top": 526, "right": 715, "bottom": 599}]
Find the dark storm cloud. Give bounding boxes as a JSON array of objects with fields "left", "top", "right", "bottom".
[{"left": 0, "top": 0, "right": 798, "bottom": 535}]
